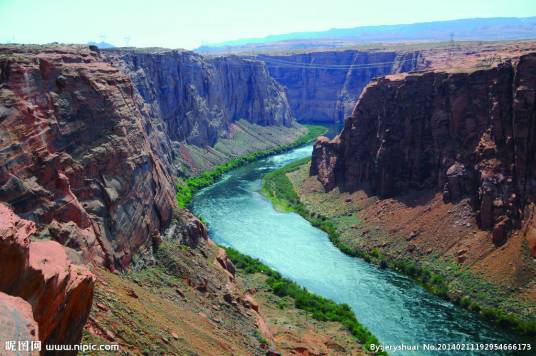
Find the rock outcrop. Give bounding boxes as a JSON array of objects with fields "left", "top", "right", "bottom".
[
  {"left": 259, "top": 50, "right": 421, "bottom": 123},
  {"left": 112, "top": 49, "right": 293, "bottom": 147},
  {"left": 0, "top": 292, "right": 40, "bottom": 354},
  {"left": 311, "top": 53, "right": 536, "bottom": 245},
  {"left": 0, "top": 45, "right": 176, "bottom": 268},
  {"left": 0, "top": 45, "right": 298, "bottom": 267},
  {"left": 0, "top": 203, "right": 95, "bottom": 350},
  {"left": 310, "top": 136, "right": 341, "bottom": 191}
]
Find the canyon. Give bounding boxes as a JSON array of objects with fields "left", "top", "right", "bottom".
[
  {"left": 307, "top": 51, "right": 536, "bottom": 329},
  {"left": 0, "top": 44, "right": 301, "bottom": 270},
  {"left": 311, "top": 52, "right": 536, "bottom": 247},
  {"left": 237, "top": 41, "right": 536, "bottom": 124},
  {"left": 0, "top": 44, "right": 311, "bottom": 353},
  {"left": 2, "top": 38, "right": 536, "bottom": 354},
  {"left": 109, "top": 48, "right": 303, "bottom": 174}
]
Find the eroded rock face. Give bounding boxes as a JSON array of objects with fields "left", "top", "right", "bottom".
[
  {"left": 0, "top": 203, "right": 94, "bottom": 350},
  {"left": 114, "top": 50, "right": 293, "bottom": 147},
  {"left": 311, "top": 53, "right": 536, "bottom": 245},
  {"left": 0, "top": 45, "right": 176, "bottom": 268},
  {"left": 0, "top": 292, "right": 40, "bottom": 355},
  {"left": 0, "top": 44, "right": 298, "bottom": 353},
  {"left": 260, "top": 50, "right": 421, "bottom": 123},
  {"left": 23, "top": 240, "right": 95, "bottom": 347},
  {"left": 310, "top": 136, "right": 341, "bottom": 191},
  {"left": 175, "top": 209, "right": 208, "bottom": 248},
  {"left": 0, "top": 202, "right": 34, "bottom": 288}
]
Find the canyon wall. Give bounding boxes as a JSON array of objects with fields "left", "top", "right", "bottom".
[
  {"left": 0, "top": 45, "right": 297, "bottom": 269},
  {"left": 0, "top": 44, "right": 298, "bottom": 348},
  {"left": 311, "top": 53, "right": 536, "bottom": 245},
  {"left": 0, "top": 45, "right": 177, "bottom": 269},
  {"left": 113, "top": 49, "right": 293, "bottom": 147},
  {"left": 258, "top": 50, "right": 421, "bottom": 123},
  {"left": 0, "top": 45, "right": 303, "bottom": 350}
]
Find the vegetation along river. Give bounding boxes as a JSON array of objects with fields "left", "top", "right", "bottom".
[{"left": 191, "top": 128, "right": 531, "bottom": 355}]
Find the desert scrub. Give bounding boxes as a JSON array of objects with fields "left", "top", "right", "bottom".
[
  {"left": 225, "top": 247, "right": 386, "bottom": 354},
  {"left": 176, "top": 125, "right": 327, "bottom": 208},
  {"left": 261, "top": 157, "right": 310, "bottom": 211},
  {"left": 252, "top": 330, "right": 269, "bottom": 346}
]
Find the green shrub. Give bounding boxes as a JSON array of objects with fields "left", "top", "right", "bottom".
[
  {"left": 176, "top": 125, "right": 327, "bottom": 208},
  {"left": 261, "top": 158, "right": 536, "bottom": 338},
  {"left": 225, "top": 247, "right": 386, "bottom": 354},
  {"left": 370, "top": 248, "right": 381, "bottom": 259},
  {"left": 276, "top": 297, "right": 288, "bottom": 310},
  {"left": 253, "top": 330, "right": 269, "bottom": 346}
]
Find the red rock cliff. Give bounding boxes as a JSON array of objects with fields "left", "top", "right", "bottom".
[
  {"left": 0, "top": 45, "right": 176, "bottom": 268},
  {"left": 311, "top": 53, "right": 536, "bottom": 245},
  {"left": 0, "top": 203, "right": 95, "bottom": 352}
]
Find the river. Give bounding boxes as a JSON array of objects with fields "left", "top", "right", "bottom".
[{"left": 191, "top": 131, "right": 531, "bottom": 355}]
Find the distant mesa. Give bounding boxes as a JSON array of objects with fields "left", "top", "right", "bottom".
[
  {"left": 195, "top": 16, "right": 536, "bottom": 54},
  {"left": 87, "top": 41, "right": 116, "bottom": 49}
]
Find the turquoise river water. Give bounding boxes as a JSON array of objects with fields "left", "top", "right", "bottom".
[{"left": 191, "top": 136, "right": 533, "bottom": 355}]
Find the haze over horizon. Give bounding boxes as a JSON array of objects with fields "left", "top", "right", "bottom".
[{"left": 0, "top": 0, "right": 535, "bottom": 49}]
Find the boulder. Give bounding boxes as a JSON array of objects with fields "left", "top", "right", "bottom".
[
  {"left": 0, "top": 292, "right": 40, "bottom": 355},
  {"left": 216, "top": 248, "right": 236, "bottom": 276},
  {"left": 0, "top": 204, "right": 95, "bottom": 350},
  {"left": 242, "top": 293, "right": 259, "bottom": 312},
  {"left": 0, "top": 204, "right": 34, "bottom": 290},
  {"left": 443, "top": 162, "right": 469, "bottom": 202}
]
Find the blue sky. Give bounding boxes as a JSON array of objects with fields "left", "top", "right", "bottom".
[{"left": 0, "top": 0, "right": 534, "bottom": 49}]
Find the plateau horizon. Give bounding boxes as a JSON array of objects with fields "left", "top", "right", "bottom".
[{"left": 0, "top": 0, "right": 534, "bottom": 49}]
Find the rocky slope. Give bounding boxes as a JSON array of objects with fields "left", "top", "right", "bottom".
[
  {"left": 290, "top": 159, "right": 536, "bottom": 332},
  {"left": 178, "top": 120, "right": 307, "bottom": 174},
  {"left": 0, "top": 44, "right": 181, "bottom": 350},
  {"left": 84, "top": 212, "right": 364, "bottom": 355},
  {"left": 312, "top": 52, "right": 536, "bottom": 248},
  {"left": 258, "top": 50, "right": 421, "bottom": 123}
]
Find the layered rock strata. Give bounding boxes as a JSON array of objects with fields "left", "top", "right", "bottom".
[
  {"left": 311, "top": 53, "right": 536, "bottom": 245},
  {"left": 0, "top": 44, "right": 297, "bottom": 351},
  {"left": 259, "top": 50, "right": 421, "bottom": 123},
  {"left": 111, "top": 49, "right": 293, "bottom": 147},
  {"left": 0, "top": 45, "right": 177, "bottom": 268}
]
